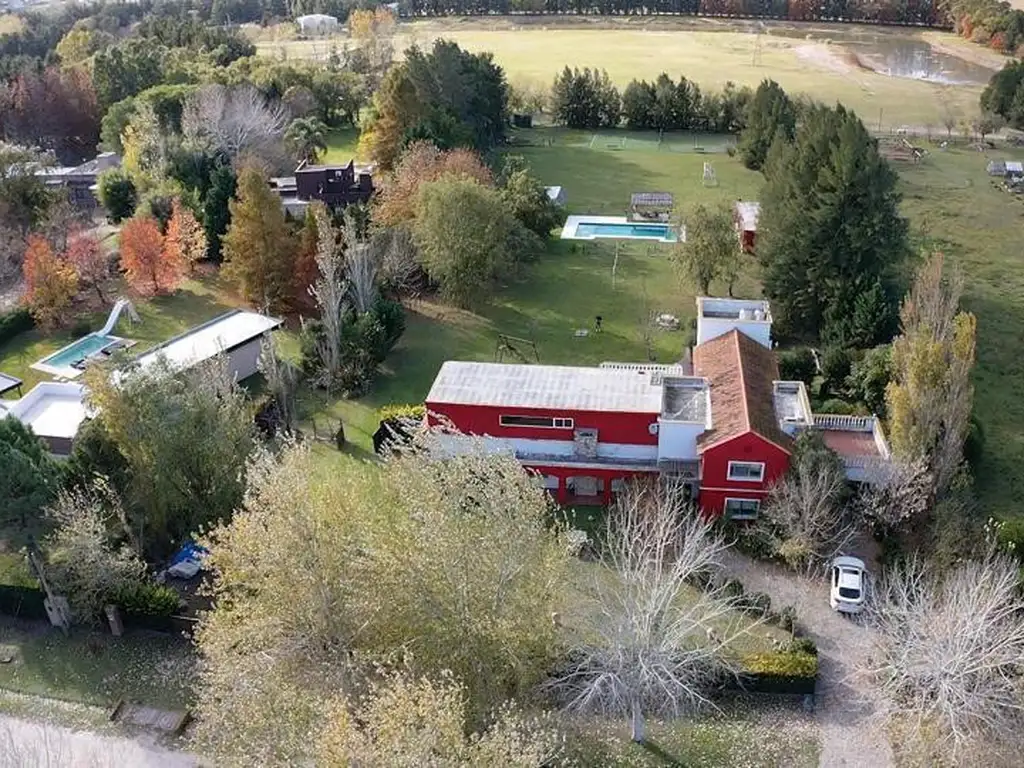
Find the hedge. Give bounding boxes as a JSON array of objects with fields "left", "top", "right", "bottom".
[
  {"left": 112, "top": 581, "right": 181, "bottom": 618},
  {"left": 378, "top": 403, "right": 426, "bottom": 422},
  {"left": 736, "top": 650, "right": 819, "bottom": 695},
  {"left": 0, "top": 308, "right": 33, "bottom": 347}
]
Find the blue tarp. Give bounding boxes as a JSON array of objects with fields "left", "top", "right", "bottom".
[{"left": 169, "top": 540, "right": 208, "bottom": 568}]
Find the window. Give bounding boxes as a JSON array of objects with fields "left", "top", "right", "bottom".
[
  {"left": 499, "top": 415, "right": 574, "bottom": 429},
  {"left": 724, "top": 498, "right": 760, "bottom": 520},
  {"left": 727, "top": 461, "right": 765, "bottom": 482}
]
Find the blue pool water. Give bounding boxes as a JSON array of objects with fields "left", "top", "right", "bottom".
[
  {"left": 575, "top": 222, "right": 677, "bottom": 241},
  {"left": 41, "top": 333, "right": 118, "bottom": 369}
]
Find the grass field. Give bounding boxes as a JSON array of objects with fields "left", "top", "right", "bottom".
[{"left": 255, "top": 17, "right": 984, "bottom": 128}]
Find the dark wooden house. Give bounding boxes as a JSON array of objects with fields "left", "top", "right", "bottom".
[{"left": 294, "top": 160, "right": 373, "bottom": 208}]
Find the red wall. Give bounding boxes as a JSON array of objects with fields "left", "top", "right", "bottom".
[
  {"left": 426, "top": 402, "right": 659, "bottom": 446},
  {"left": 526, "top": 463, "right": 658, "bottom": 505},
  {"left": 698, "top": 431, "right": 791, "bottom": 515}
]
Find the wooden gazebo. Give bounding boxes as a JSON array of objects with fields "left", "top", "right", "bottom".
[{"left": 630, "top": 192, "right": 674, "bottom": 222}]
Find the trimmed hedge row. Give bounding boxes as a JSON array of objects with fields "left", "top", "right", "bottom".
[
  {"left": 736, "top": 650, "right": 819, "bottom": 695},
  {"left": 0, "top": 308, "right": 33, "bottom": 347}
]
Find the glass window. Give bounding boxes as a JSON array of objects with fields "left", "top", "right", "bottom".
[
  {"left": 499, "top": 415, "right": 574, "bottom": 429},
  {"left": 727, "top": 461, "right": 765, "bottom": 482},
  {"left": 725, "top": 498, "right": 760, "bottom": 520}
]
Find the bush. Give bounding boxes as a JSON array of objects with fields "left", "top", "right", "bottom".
[
  {"left": 817, "top": 398, "right": 857, "bottom": 415},
  {"left": 0, "top": 552, "right": 39, "bottom": 589},
  {"left": 787, "top": 637, "right": 818, "bottom": 656},
  {"left": 820, "top": 347, "right": 851, "bottom": 396},
  {"left": 737, "top": 590, "right": 771, "bottom": 617},
  {"left": 378, "top": 403, "right": 426, "bottom": 422},
  {"left": 773, "top": 605, "right": 797, "bottom": 633},
  {"left": 0, "top": 308, "right": 33, "bottom": 347},
  {"left": 721, "top": 577, "right": 745, "bottom": 599},
  {"left": 112, "top": 580, "right": 180, "bottom": 617},
  {"left": 996, "top": 517, "right": 1024, "bottom": 560},
  {"left": 778, "top": 347, "right": 816, "bottom": 386},
  {"left": 742, "top": 650, "right": 818, "bottom": 678},
  {"left": 965, "top": 413, "right": 985, "bottom": 470},
  {"left": 69, "top": 318, "right": 92, "bottom": 338}
]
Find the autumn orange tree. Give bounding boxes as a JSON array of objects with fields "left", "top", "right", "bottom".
[
  {"left": 164, "top": 198, "right": 207, "bottom": 275},
  {"left": 120, "top": 216, "right": 182, "bottom": 297},
  {"left": 64, "top": 233, "right": 108, "bottom": 303},
  {"left": 23, "top": 234, "right": 79, "bottom": 330},
  {"left": 222, "top": 166, "right": 294, "bottom": 310}
]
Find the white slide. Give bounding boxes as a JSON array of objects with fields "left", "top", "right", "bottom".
[{"left": 97, "top": 298, "right": 140, "bottom": 336}]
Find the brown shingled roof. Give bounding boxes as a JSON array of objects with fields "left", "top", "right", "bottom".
[{"left": 693, "top": 329, "right": 793, "bottom": 453}]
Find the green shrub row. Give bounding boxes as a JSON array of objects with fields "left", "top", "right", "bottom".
[
  {"left": 0, "top": 308, "right": 33, "bottom": 347},
  {"left": 741, "top": 650, "right": 818, "bottom": 679},
  {"left": 112, "top": 581, "right": 181, "bottom": 617},
  {"left": 378, "top": 403, "right": 426, "bottom": 422}
]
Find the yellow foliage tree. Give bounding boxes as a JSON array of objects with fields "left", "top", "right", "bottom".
[
  {"left": 22, "top": 234, "right": 78, "bottom": 330},
  {"left": 164, "top": 198, "right": 207, "bottom": 274}
]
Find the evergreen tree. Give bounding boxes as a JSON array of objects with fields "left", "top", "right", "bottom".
[
  {"left": 223, "top": 166, "right": 295, "bottom": 311},
  {"left": 738, "top": 79, "right": 796, "bottom": 170},
  {"left": 551, "top": 67, "right": 619, "bottom": 129},
  {"left": 203, "top": 164, "right": 236, "bottom": 264},
  {"left": 621, "top": 80, "right": 655, "bottom": 130},
  {"left": 757, "top": 104, "right": 908, "bottom": 341}
]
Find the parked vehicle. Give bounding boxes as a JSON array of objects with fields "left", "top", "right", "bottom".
[{"left": 830, "top": 556, "right": 868, "bottom": 615}]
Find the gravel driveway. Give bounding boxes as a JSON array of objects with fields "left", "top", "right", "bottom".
[{"left": 720, "top": 550, "right": 894, "bottom": 768}]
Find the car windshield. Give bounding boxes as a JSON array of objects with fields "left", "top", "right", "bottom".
[{"left": 838, "top": 586, "right": 861, "bottom": 600}]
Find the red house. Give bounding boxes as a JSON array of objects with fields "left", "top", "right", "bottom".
[{"left": 425, "top": 297, "right": 891, "bottom": 520}]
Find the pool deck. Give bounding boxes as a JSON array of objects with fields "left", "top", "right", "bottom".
[
  {"left": 31, "top": 333, "right": 123, "bottom": 380},
  {"left": 560, "top": 214, "right": 682, "bottom": 243}
]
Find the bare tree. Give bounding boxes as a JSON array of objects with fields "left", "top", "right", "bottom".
[
  {"left": 183, "top": 85, "right": 289, "bottom": 163},
  {"left": 864, "top": 553, "right": 1024, "bottom": 764},
  {"left": 548, "top": 480, "right": 750, "bottom": 743},
  {"left": 374, "top": 224, "right": 420, "bottom": 296},
  {"left": 855, "top": 458, "right": 932, "bottom": 533},
  {"left": 757, "top": 432, "right": 852, "bottom": 571},
  {"left": 258, "top": 337, "right": 299, "bottom": 435},
  {"left": 306, "top": 204, "right": 347, "bottom": 391},
  {"left": 341, "top": 212, "right": 377, "bottom": 314}
]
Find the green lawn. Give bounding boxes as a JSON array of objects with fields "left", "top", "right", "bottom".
[
  {"left": 0, "top": 619, "right": 195, "bottom": 710},
  {"left": 323, "top": 126, "right": 361, "bottom": 164}
]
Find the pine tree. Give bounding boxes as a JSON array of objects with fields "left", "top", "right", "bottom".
[
  {"left": 23, "top": 235, "right": 78, "bottom": 330},
  {"left": 222, "top": 166, "right": 295, "bottom": 310},
  {"left": 203, "top": 165, "right": 236, "bottom": 265},
  {"left": 164, "top": 198, "right": 207, "bottom": 276},
  {"left": 737, "top": 79, "right": 796, "bottom": 170},
  {"left": 757, "top": 105, "right": 908, "bottom": 341},
  {"left": 292, "top": 206, "right": 319, "bottom": 311}
]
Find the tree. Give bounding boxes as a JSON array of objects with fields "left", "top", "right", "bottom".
[
  {"left": 671, "top": 202, "right": 740, "bottom": 295},
  {"left": 193, "top": 440, "right": 572, "bottom": 765},
  {"left": 757, "top": 104, "right": 908, "bottom": 341},
  {"left": 306, "top": 204, "right": 346, "bottom": 391},
  {"left": 55, "top": 27, "right": 114, "bottom": 66},
  {"left": 507, "top": 77, "right": 548, "bottom": 116},
  {"left": 284, "top": 116, "right": 328, "bottom": 164},
  {"left": 980, "top": 60, "right": 1024, "bottom": 129},
  {"left": 85, "top": 357, "right": 254, "bottom": 558},
  {"left": 43, "top": 481, "right": 146, "bottom": 622},
  {"left": 316, "top": 671, "right": 563, "bottom": 767},
  {"left": 738, "top": 79, "right": 796, "bottom": 170},
  {"left": 222, "top": 166, "right": 295, "bottom": 310},
  {"left": 854, "top": 458, "right": 932, "bottom": 534},
  {"left": 163, "top": 198, "right": 206, "bottom": 275},
  {"left": 120, "top": 216, "right": 181, "bottom": 297},
  {"left": 0, "top": 144, "right": 54, "bottom": 234},
  {"left": 864, "top": 553, "right": 1024, "bottom": 763},
  {"left": 120, "top": 102, "right": 167, "bottom": 191},
  {"left": 499, "top": 155, "right": 564, "bottom": 239},
  {"left": 22, "top": 234, "right": 78, "bottom": 330},
  {"left": 413, "top": 177, "right": 533, "bottom": 309},
  {"left": 549, "top": 481, "right": 747, "bottom": 743},
  {"left": 203, "top": 164, "right": 236, "bottom": 264},
  {"left": 96, "top": 169, "right": 137, "bottom": 224},
  {"left": 757, "top": 432, "right": 851, "bottom": 570},
  {"left": 182, "top": 84, "right": 289, "bottom": 167},
  {"left": 348, "top": 7, "right": 396, "bottom": 78},
  {"left": 0, "top": 417, "right": 58, "bottom": 529},
  {"left": 374, "top": 141, "right": 493, "bottom": 227},
  {"left": 91, "top": 39, "right": 166, "bottom": 110},
  {"left": 64, "top": 232, "right": 108, "bottom": 304},
  {"left": 847, "top": 344, "right": 892, "bottom": 415},
  {"left": 886, "top": 253, "right": 976, "bottom": 497},
  {"left": 550, "top": 67, "right": 620, "bottom": 129}
]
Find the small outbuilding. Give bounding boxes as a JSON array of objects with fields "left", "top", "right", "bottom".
[
  {"left": 734, "top": 201, "right": 760, "bottom": 254},
  {"left": 629, "top": 192, "right": 674, "bottom": 222},
  {"left": 295, "top": 14, "right": 339, "bottom": 36},
  {"left": 545, "top": 186, "right": 566, "bottom": 206}
]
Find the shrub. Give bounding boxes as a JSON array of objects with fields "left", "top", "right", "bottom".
[
  {"left": 742, "top": 650, "right": 818, "bottom": 678},
  {"left": 0, "top": 308, "right": 33, "bottom": 347},
  {"left": 778, "top": 347, "right": 816, "bottom": 385},
  {"left": 773, "top": 605, "right": 797, "bottom": 633},
  {"left": 787, "top": 637, "right": 818, "bottom": 656},
  {"left": 112, "top": 580, "right": 180, "bottom": 617},
  {"left": 817, "top": 398, "right": 857, "bottom": 415},
  {"left": 378, "top": 403, "right": 426, "bottom": 422},
  {"left": 721, "top": 577, "right": 745, "bottom": 599},
  {"left": 996, "top": 517, "right": 1024, "bottom": 560},
  {"left": 737, "top": 590, "right": 771, "bottom": 617},
  {"left": 820, "top": 346, "right": 851, "bottom": 396},
  {"left": 0, "top": 552, "right": 39, "bottom": 589}
]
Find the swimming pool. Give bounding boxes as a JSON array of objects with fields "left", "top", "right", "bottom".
[
  {"left": 32, "top": 333, "right": 123, "bottom": 379},
  {"left": 560, "top": 215, "right": 681, "bottom": 243}
]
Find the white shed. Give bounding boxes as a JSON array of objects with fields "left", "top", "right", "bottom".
[{"left": 295, "top": 14, "right": 339, "bottom": 36}]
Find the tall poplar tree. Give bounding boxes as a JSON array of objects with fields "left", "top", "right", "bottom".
[
  {"left": 222, "top": 166, "right": 294, "bottom": 311},
  {"left": 737, "top": 79, "right": 796, "bottom": 171},
  {"left": 757, "top": 104, "right": 908, "bottom": 342}
]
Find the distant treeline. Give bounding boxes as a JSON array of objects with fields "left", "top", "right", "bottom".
[{"left": 399, "top": 0, "right": 945, "bottom": 28}]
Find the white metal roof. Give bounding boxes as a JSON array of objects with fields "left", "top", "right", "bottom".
[
  {"left": 5, "top": 382, "right": 90, "bottom": 439},
  {"left": 426, "top": 361, "right": 664, "bottom": 414},
  {"left": 131, "top": 310, "right": 281, "bottom": 375}
]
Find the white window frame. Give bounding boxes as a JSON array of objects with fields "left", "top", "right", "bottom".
[
  {"left": 727, "top": 460, "right": 765, "bottom": 483},
  {"left": 724, "top": 497, "right": 760, "bottom": 520},
  {"left": 499, "top": 415, "right": 575, "bottom": 429}
]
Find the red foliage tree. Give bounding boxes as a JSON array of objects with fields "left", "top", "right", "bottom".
[
  {"left": 64, "top": 233, "right": 109, "bottom": 303},
  {"left": 2, "top": 66, "right": 99, "bottom": 163},
  {"left": 23, "top": 234, "right": 79, "bottom": 330},
  {"left": 119, "top": 216, "right": 180, "bottom": 297}
]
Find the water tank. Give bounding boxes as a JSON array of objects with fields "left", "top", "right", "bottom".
[
  {"left": 739, "top": 308, "right": 753, "bottom": 320},
  {"left": 754, "top": 309, "right": 764, "bottom": 321}
]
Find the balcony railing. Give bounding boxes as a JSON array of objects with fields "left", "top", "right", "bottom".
[{"left": 811, "top": 414, "right": 891, "bottom": 482}]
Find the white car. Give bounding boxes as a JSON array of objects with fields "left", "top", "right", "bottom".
[{"left": 830, "top": 556, "right": 868, "bottom": 615}]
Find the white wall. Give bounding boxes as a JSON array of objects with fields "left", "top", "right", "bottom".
[
  {"left": 227, "top": 339, "right": 263, "bottom": 382},
  {"left": 435, "top": 434, "right": 658, "bottom": 463},
  {"left": 656, "top": 420, "right": 704, "bottom": 460},
  {"left": 696, "top": 316, "right": 772, "bottom": 348}
]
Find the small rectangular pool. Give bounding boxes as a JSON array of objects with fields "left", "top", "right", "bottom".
[
  {"left": 561, "top": 215, "right": 680, "bottom": 243},
  {"left": 32, "top": 333, "right": 123, "bottom": 379}
]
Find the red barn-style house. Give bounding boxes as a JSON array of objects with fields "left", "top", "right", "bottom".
[{"left": 425, "top": 297, "right": 891, "bottom": 519}]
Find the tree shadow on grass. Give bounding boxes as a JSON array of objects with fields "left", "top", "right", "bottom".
[{"left": 638, "top": 739, "right": 691, "bottom": 766}]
